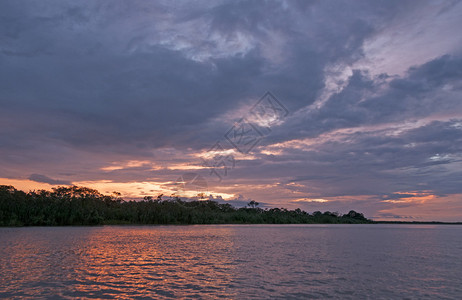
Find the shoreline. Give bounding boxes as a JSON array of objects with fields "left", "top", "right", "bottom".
[{"left": 2, "top": 221, "right": 462, "bottom": 227}]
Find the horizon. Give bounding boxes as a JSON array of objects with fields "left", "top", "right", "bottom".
[
  {"left": 1, "top": 1, "right": 462, "bottom": 222},
  {"left": 2, "top": 183, "right": 461, "bottom": 223}
]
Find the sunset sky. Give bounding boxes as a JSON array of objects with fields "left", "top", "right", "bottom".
[{"left": 1, "top": 0, "right": 462, "bottom": 221}]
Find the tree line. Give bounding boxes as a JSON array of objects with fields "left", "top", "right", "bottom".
[{"left": 0, "top": 185, "right": 372, "bottom": 226}]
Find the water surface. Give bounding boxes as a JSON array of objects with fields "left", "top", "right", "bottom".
[{"left": 1, "top": 224, "right": 461, "bottom": 299}]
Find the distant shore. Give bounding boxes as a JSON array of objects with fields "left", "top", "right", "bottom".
[
  {"left": 2, "top": 221, "right": 462, "bottom": 226},
  {"left": 1, "top": 185, "right": 373, "bottom": 226},
  {"left": 373, "top": 221, "right": 462, "bottom": 225},
  {"left": 2, "top": 185, "right": 460, "bottom": 227}
]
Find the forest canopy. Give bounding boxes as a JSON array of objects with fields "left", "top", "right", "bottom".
[{"left": 0, "top": 185, "right": 371, "bottom": 226}]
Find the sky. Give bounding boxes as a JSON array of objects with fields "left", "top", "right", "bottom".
[{"left": 1, "top": 0, "right": 462, "bottom": 221}]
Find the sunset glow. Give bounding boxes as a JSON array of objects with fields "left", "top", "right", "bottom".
[{"left": 1, "top": 0, "right": 461, "bottom": 222}]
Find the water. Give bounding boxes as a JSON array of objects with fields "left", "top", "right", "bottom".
[{"left": 1, "top": 225, "right": 461, "bottom": 299}]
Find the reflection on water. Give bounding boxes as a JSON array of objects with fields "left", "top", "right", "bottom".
[{"left": 1, "top": 225, "right": 462, "bottom": 299}]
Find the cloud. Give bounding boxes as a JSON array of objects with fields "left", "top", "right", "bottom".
[
  {"left": 0, "top": 0, "right": 417, "bottom": 156},
  {"left": 210, "top": 194, "right": 269, "bottom": 208},
  {"left": 28, "top": 174, "right": 71, "bottom": 185},
  {"left": 374, "top": 212, "right": 417, "bottom": 220},
  {"left": 1, "top": 1, "right": 461, "bottom": 221}
]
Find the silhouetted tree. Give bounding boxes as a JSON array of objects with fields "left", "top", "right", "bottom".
[
  {"left": 247, "top": 200, "right": 259, "bottom": 208},
  {"left": 0, "top": 185, "right": 372, "bottom": 226}
]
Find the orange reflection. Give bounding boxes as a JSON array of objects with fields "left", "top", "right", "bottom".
[{"left": 73, "top": 226, "right": 238, "bottom": 298}]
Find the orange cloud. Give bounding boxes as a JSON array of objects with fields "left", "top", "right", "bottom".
[
  {"left": 0, "top": 178, "right": 59, "bottom": 192},
  {"left": 381, "top": 191, "right": 436, "bottom": 203}
]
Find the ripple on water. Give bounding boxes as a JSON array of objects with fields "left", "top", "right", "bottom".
[{"left": 0, "top": 225, "right": 462, "bottom": 299}]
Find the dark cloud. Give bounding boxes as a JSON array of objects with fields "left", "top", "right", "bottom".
[
  {"left": 210, "top": 194, "right": 269, "bottom": 208},
  {"left": 0, "top": 0, "right": 417, "bottom": 155},
  {"left": 1, "top": 0, "right": 461, "bottom": 220},
  {"left": 29, "top": 174, "right": 71, "bottom": 185},
  {"left": 266, "top": 55, "right": 462, "bottom": 146},
  {"left": 374, "top": 213, "right": 417, "bottom": 220}
]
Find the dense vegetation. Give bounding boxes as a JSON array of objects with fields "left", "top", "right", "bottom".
[{"left": 0, "top": 185, "right": 372, "bottom": 226}]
